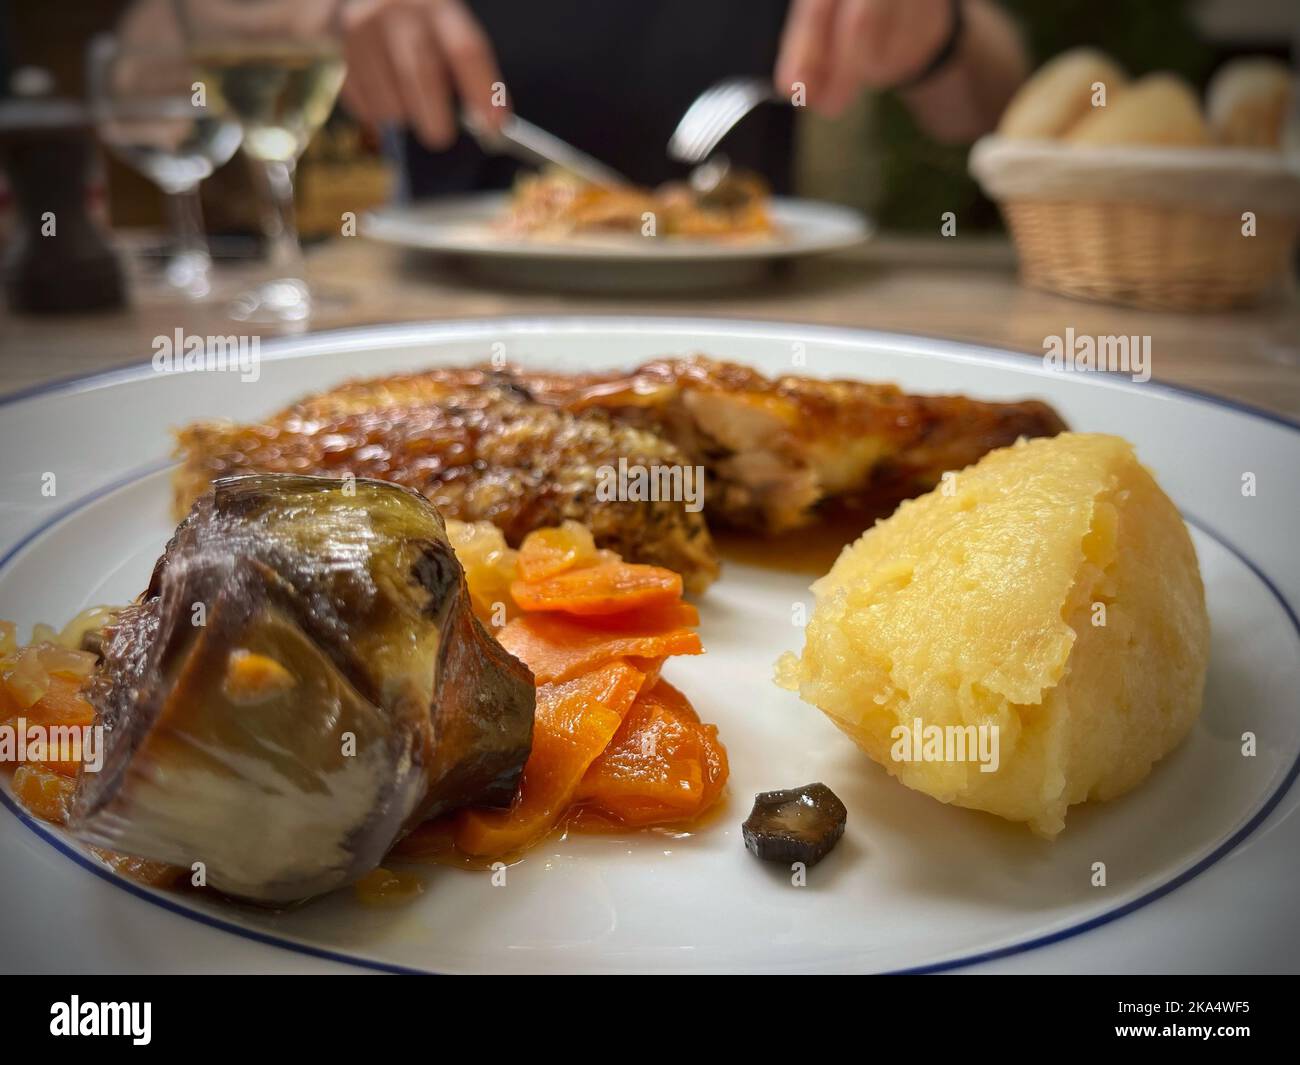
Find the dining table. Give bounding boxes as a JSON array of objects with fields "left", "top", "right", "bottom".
[{"left": 2, "top": 232, "right": 1298, "bottom": 418}]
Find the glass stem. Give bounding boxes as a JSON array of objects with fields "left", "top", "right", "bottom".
[
  {"left": 259, "top": 158, "right": 304, "bottom": 280},
  {"left": 163, "top": 182, "right": 212, "bottom": 297},
  {"left": 166, "top": 183, "right": 208, "bottom": 262}
]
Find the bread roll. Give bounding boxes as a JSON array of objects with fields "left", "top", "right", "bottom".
[
  {"left": 1207, "top": 57, "right": 1292, "bottom": 148},
  {"left": 998, "top": 48, "right": 1129, "bottom": 139},
  {"left": 1065, "top": 73, "right": 1210, "bottom": 147}
]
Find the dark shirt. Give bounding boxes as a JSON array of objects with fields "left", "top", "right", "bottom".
[{"left": 400, "top": 0, "right": 794, "bottom": 199}]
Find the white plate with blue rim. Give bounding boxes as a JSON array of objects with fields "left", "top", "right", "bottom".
[{"left": 0, "top": 316, "right": 1296, "bottom": 974}]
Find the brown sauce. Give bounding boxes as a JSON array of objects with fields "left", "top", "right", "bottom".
[{"left": 714, "top": 510, "right": 880, "bottom": 577}]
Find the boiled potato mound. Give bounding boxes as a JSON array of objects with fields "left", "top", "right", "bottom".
[{"left": 777, "top": 433, "right": 1209, "bottom": 838}]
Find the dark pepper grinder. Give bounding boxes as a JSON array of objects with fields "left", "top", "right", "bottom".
[{"left": 0, "top": 96, "right": 126, "bottom": 313}]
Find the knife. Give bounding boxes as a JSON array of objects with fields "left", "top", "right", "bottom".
[{"left": 461, "top": 111, "right": 628, "bottom": 188}]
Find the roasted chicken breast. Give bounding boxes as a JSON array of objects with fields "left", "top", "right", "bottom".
[
  {"left": 514, "top": 356, "right": 1067, "bottom": 532},
  {"left": 174, "top": 374, "right": 720, "bottom": 593},
  {"left": 173, "top": 358, "right": 1066, "bottom": 588}
]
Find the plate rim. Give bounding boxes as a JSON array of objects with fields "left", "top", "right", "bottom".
[{"left": 1, "top": 467, "right": 1296, "bottom": 974}]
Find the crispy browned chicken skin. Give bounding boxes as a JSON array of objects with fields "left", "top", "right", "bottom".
[
  {"left": 174, "top": 357, "right": 1066, "bottom": 587},
  {"left": 174, "top": 374, "right": 720, "bottom": 592},
  {"left": 513, "top": 357, "right": 1067, "bottom": 532}
]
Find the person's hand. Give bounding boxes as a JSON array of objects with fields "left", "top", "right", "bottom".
[
  {"left": 774, "top": 0, "right": 955, "bottom": 116},
  {"left": 338, "top": 0, "right": 507, "bottom": 149}
]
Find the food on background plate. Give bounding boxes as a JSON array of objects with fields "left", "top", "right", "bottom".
[
  {"left": 777, "top": 433, "right": 1209, "bottom": 839},
  {"left": 1206, "top": 57, "right": 1292, "bottom": 148},
  {"left": 1065, "top": 73, "right": 1209, "bottom": 147},
  {"left": 500, "top": 167, "right": 773, "bottom": 241},
  {"left": 742, "top": 782, "right": 847, "bottom": 867},
  {"left": 996, "top": 47, "right": 1131, "bottom": 140},
  {"left": 69, "top": 475, "right": 535, "bottom": 904},
  {"left": 175, "top": 357, "right": 1066, "bottom": 583}
]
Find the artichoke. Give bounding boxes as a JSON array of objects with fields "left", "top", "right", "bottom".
[{"left": 70, "top": 474, "right": 534, "bottom": 904}]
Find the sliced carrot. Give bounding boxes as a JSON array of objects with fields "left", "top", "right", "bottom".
[
  {"left": 498, "top": 607, "right": 702, "bottom": 684},
  {"left": 516, "top": 522, "right": 599, "bottom": 582},
  {"left": 12, "top": 763, "right": 75, "bottom": 824},
  {"left": 40, "top": 756, "right": 82, "bottom": 778},
  {"left": 454, "top": 660, "right": 649, "bottom": 856},
  {"left": 668, "top": 683, "right": 728, "bottom": 816},
  {"left": 577, "top": 684, "right": 704, "bottom": 813},
  {"left": 0, "top": 680, "right": 20, "bottom": 729},
  {"left": 22, "top": 674, "right": 95, "bottom": 730},
  {"left": 577, "top": 680, "right": 729, "bottom": 828},
  {"left": 511, "top": 561, "right": 683, "bottom": 616},
  {"left": 0, "top": 675, "right": 94, "bottom": 777},
  {"left": 429, "top": 526, "right": 721, "bottom": 858},
  {"left": 92, "top": 849, "right": 187, "bottom": 889},
  {"left": 625, "top": 656, "right": 665, "bottom": 689},
  {"left": 581, "top": 600, "right": 699, "bottom": 630}
]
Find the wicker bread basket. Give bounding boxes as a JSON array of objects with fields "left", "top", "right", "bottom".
[{"left": 970, "top": 136, "right": 1300, "bottom": 311}]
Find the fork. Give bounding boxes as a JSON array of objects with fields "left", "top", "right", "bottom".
[{"left": 667, "top": 76, "right": 780, "bottom": 165}]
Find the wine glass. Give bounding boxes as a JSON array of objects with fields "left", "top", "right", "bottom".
[
  {"left": 174, "top": 0, "right": 345, "bottom": 326},
  {"left": 88, "top": 32, "right": 241, "bottom": 299}
]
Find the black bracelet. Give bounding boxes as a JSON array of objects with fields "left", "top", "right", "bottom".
[{"left": 892, "top": 0, "right": 965, "bottom": 91}]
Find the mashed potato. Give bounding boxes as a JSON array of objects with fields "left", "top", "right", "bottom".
[{"left": 777, "top": 433, "right": 1209, "bottom": 837}]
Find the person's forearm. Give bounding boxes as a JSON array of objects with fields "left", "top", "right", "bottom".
[{"left": 898, "top": 0, "right": 1027, "bottom": 143}]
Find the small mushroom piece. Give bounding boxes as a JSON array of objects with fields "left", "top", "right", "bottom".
[{"left": 742, "top": 782, "right": 847, "bottom": 867}]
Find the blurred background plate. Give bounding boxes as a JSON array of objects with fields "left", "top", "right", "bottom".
[{"left": 362, "top": 194, "right": 872, "bottom": 292}]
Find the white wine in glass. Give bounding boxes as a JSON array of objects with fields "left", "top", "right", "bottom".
[
  {"left": 193, "top": 42, "right": 344, "bottom": 164},
  {"left": 177, "top": 0, "right": 344, "bottom": 325}
]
